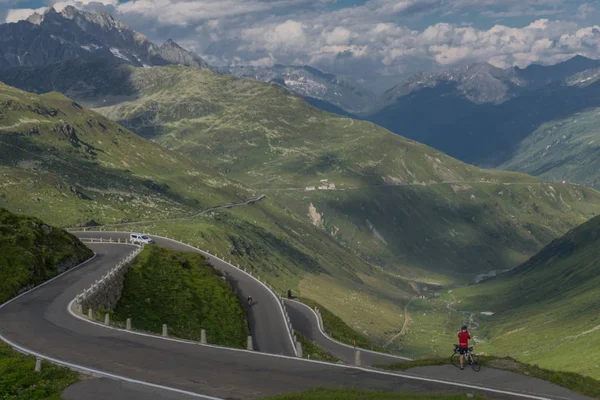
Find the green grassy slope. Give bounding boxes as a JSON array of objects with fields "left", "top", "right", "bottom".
[
  {"left": 113, "top": 246, "right": 249, "bottom": 347},
  {"left": 501, "top": 107, "right": 600, "bottom": 190},
  {"left": 96, "top": 65, "right": 528, "bottom": 188},
  {"left": 298, "top": 297, "right": 383, "bottom": 351},
  {"left": 294, "top": 330, "right": 340, "bottom": 362},
  {"left": 0, "top": 209, "right": 88, "bottom": 396},
  {"left": 0, "top": 81, "right": 244, "bottom": 226},
  {"left": 441, "top": 215, "right": 600, "bottom": 379},
  {"left": 94, "top": 65, "right": 600, "bottom": 283},
  {"left": 3, "top": 68, "right": 600, "bottom": 351},
  {"left": 0, "top": 208, "right": 92, "bottom": 303},
  {"left": 0, "top": 81, "right": 408, "bottom": 343},
  {"left": 0, "top": 342, "right": 79, "bottom": 400}
]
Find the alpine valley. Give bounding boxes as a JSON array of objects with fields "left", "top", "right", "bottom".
[{"left": 1, "top": 7, "right": 600, "bottom": 380}]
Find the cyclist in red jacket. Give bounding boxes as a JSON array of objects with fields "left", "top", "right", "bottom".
[{"left": 457, "top": 325, "right": 471, "bottom": 370}]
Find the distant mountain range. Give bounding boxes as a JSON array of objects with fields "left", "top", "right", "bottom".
[
  {"left": 3, "top": 7, "right": 600, "bottom": 191},
  {"left": 219, "top": 65, "right": 375, "bottom": 114},
  {"left": 369, "top": 55, "right": 600, "bottom": 112},
  {"left": 0, "top": 6, "right": 210, "bottom": 70},
  {"left": 364, "top": 55, "right": 600, "bottom": 168}
]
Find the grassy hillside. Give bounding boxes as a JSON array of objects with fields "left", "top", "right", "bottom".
[
  {"left": 299, "top": 297, "right": 383, "bottom": 351},
  {"left": 96, "top": 65, "right": 531, "bottom": 189},
  {"left": 427, "top": 215, "right": 600, "bottom": 379},
  {"left": 294, "top": 330, "right": 340, "bottom": 362},
  {"left": 93, "top": 65, "right": 600, "bottom": 282},
  {"left": 501, "top": 107, "right": 600, "bottom": 189},
  {"left": 0, "top": 208, "right": 92, "bottom": 303},
  {"left": 3, "top": 68, "right": 600, "bottom": 350},
  {"left": 0, "top": 209, "right": 86, "bottom": 397},
  {"left": 0, "top": 81, "right": 243, "bottom": 226},
  {"left": 113, "top": 246, "right": 249, "bottom": 348},
  {"left": 0, "top": 342, "right": 79, "bottom": 399}
]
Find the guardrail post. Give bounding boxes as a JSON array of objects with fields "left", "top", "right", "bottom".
[
  {"left": 296, "top": 341, "right": 303, "bottom": 358},
  {"left": 118, "top": 238, "right": 121, "bottom": 243},
  {"left": 354, "top": 350, "right": 361, "bottom": 366},
  {"left": 201, "top": 329, "right": 207, "bottom": 344},
  {"left": 88, "top": 308, "right": 93, "bottom": 319},
  {"left": 162, "top": 324, "right": 168, "bottom": 337},
  {"left": 35, "top": 358, "right": 42, "bottom": 372},
  {"left": 247, "top": 336, "right": 253, "bottom": 351},
  {"left": 126, "top": 318, "right": 131, "bottom": 330},
  {"left": 104, "top": 313, "right": 110, "bottom": 325}
]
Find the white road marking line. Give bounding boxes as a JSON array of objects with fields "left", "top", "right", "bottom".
[
  {"left": 58, "top": 241, "right": 559, "bottom": 400},
  {"left": 72, "top": 231, "right": 298, "bottom": 357},
  {"left": 286, "top": 298, "right": 413, "bottom": 360}
]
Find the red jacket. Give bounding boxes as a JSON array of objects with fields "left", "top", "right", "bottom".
[{"left": 458, "top": 331, "right": 470, "bottom": 348}]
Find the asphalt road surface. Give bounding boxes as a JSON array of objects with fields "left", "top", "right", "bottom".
[
  {"left": 285, "top": 298, "right": 413, "bottom": 366},
  {"left": 74, "top": 231, "right": 296, "bottom": 357},
  {"left": 0, "top": 237, "right": 592, "bottom": 400}
]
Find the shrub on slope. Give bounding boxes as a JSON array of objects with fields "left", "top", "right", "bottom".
[{"left": 0, "top": 208, "right": 93, "bottom": 303}]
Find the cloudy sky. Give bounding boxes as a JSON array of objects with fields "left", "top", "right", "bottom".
[{"left": 2, "top": 0, "right": 600, "bottom": 91}]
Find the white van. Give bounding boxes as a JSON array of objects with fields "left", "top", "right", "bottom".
[{"left": 129, "top": 233, "right": 154, "bottom": 244}]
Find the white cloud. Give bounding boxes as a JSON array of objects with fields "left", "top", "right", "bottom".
[
  {"left": 53, "top": 0, "right": 119, "bottom": 11},
  {"left": 5, "top": 7, "right": 46, "bottom": 22},
  {"left": 324, "top": 27, "right": 352, "bottom": 45},
  {"left": 3, "top": 0, "right": 600, "bottom": 91},
  {"left": 240, "top": 20, "right": 308, "bottom": 53},
  {"left": 4, "top": 0, "right": 118, "bottom": 22},
  {"left": 576, "top": 3, "right": 596, "bottom": 19},
  {"left": 247, "top": 55, "right": 275, "bottom": 67},
  {"left": 115, "top": 0, "right": 312, "bottom": 26}
]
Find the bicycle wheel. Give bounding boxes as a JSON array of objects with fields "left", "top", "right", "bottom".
[
  {"left": 469, "top": 354, "right": 481, "bottom": 372},
  {"left": 450, "top": 352, "right": 461, "bottom": 368}
]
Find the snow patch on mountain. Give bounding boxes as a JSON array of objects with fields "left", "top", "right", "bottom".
[{"left": 109, "top": 48, "right": 129, "bottom": 62}]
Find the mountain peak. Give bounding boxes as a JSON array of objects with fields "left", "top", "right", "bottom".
[
  {"left": 25, "top": 12, "right": 44, "bottom": 25},
  {"left": 161, "top": 39, "right": 181, "bottom": 48},
  {"left": 0, "top": 6, "right": 211, "bottom": 71},
  {"left": 59, "top": 5, "right": 79, "bottom": 17}
]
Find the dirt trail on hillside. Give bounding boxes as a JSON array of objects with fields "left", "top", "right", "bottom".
[{"left": 384, "top": 296, "right": 415, "bottom": 348}]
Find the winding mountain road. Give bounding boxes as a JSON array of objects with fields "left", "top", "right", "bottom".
[
  {"left": 285, "top": 299, "right": 413, "bottom": 366},
  {"left": 0, "top": 234, "right": 592, "bottom": 400}
]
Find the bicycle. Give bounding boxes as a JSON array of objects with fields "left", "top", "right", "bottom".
[{"left": 451, "top": 344, "right": 481, "bottom": 371}]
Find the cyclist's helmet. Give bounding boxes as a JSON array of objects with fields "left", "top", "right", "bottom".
[{"left": 461, "top": 325, "right": 468, "bottom": 331}]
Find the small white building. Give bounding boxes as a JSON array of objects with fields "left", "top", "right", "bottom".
[{"left": 305, "top": 186, "right": 316, "bottom": 191}]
